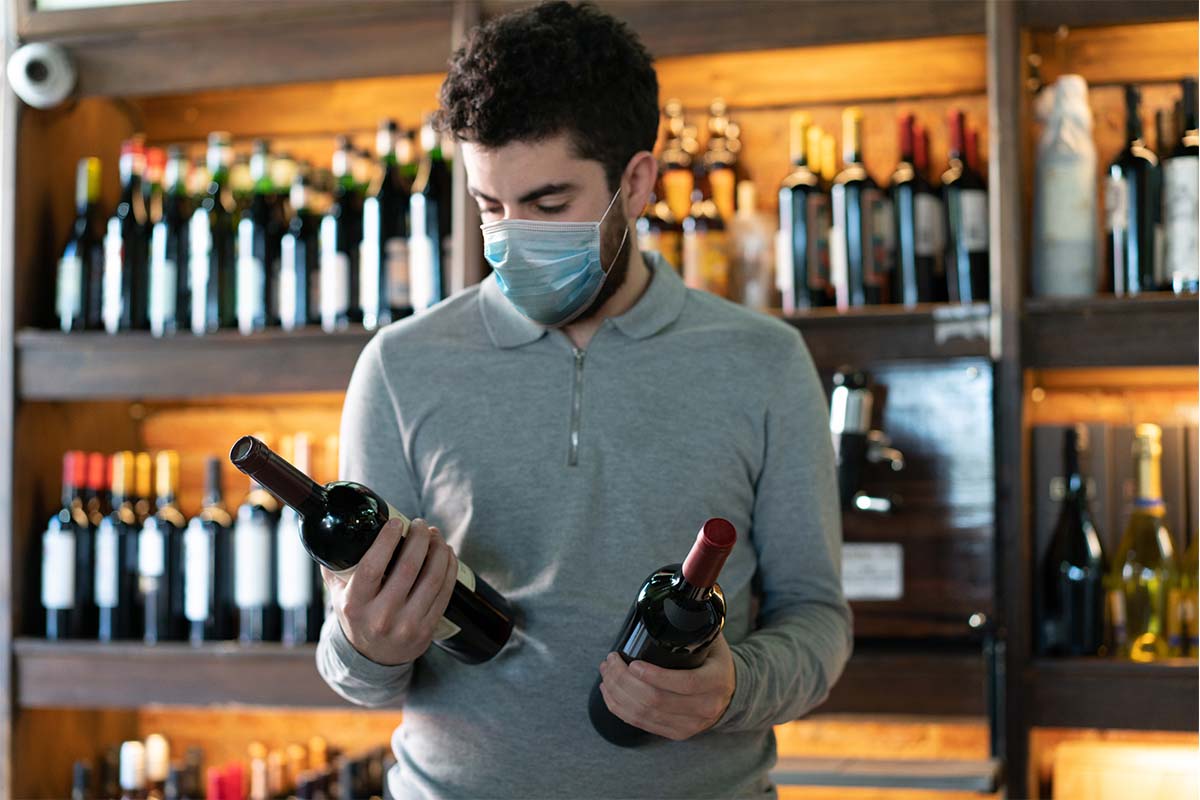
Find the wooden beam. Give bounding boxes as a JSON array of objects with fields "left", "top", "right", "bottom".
[{"left": 450, "top": 0, "right": 484, "bottom": 294}]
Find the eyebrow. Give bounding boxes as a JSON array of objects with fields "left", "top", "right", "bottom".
[{"left": 468, "top": 182, "right": 579, "bottom": 205}]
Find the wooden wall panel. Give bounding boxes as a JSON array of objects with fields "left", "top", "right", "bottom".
[
  {"left": 13, "top": 708, "right": 140, "bottom": 799},
  {"left": 1029, "top": 727, "right": 1200, "bottom": 799},
  {"left": 1029, "top": 21, "right": 1198, "bottom": 89}
]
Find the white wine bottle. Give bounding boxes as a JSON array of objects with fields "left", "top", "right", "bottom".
[{"left": 1109, "top": 423, "right": 1178, "bottom": 662}]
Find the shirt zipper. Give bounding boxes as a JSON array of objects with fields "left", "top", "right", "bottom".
[{"left": 568, "top": 347, "right": 586, "bottom": 467}]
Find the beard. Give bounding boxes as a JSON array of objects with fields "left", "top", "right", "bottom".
[{"left": 568, "top": 207, "right": 633, "bottom": 325}]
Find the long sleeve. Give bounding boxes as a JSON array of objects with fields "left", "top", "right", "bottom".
[
  {"left": 314, "top": 334, "right": 422, "bottom": 708},
  {"left": 712, "top": 335, "right": 853, "bottom": 733}
]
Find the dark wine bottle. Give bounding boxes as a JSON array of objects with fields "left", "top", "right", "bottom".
[
  {"left": 96, "top": 451, "right": 142, "bottom": 641},
  {"left": 236, "top": 139, "right": 282, "bottom": 334},
  {"left": 1163, "top": 77, "right": 1199, "bottom": 294},
  {"left": 57, "top": 157, "right": 105, "bottom": 332},
  {"left": 140, "top": 452, "right": 186, "bottom": 644},
  {"left": 280, "top": 173, "right": 321, "bottom": 331},
  {"left": 891, "top": 114, "right": 944, "bottom": 306},
  {"left": 190, "top": 132, "right": 237, "bottom": 334},
  {"left": 589, "top": 518, "right": 737, "bottom": 747},
  {"left": 912, "top": 123, "right": 949, "bottom": 303},
  {"left": 149, "top": 147, "right": 192, "bottom": 337},
  {"left": 234, "top": 474, "right": 282, "bottom": 644},
  {"left": 42, "top": 516, "right": 77, "bottom": 640},
  {"left": 1107, "top": 85, "right": 1161, "bottom": 296},
  {"left": 72, "top": 760, "right": 91, "bottom": 800},
  {"left": 277, "top": 434, "right": 325, "bottom": 646},
  {"left": 322, "top": 136, "right": 364, "bottom": 330},
  {"left": 229, "top": 435, "right": 515, "bottom": 663},
  {"left": 361, "top": 119, "right": 412, "bottom": 331},
  {"left": 103, "top": 137, "right": 150, "bottom": 333},
  {"left": 409, "top": 118, "right": 452, "bottom": 312},
  {"left": 942, "top": 110, "right": 989, "bottom": 303},
  {"left": 184, "top": 457, "right": 236, "bottom": 644},
  {"left": 778, "top": 112, "right": 833, "bottom": 311},
  {"left": 1038, "top": 426, "right": 1107, "bottom": 656},
  {"left": 831, "top": 107, "right": 889, "bottom": 307}
]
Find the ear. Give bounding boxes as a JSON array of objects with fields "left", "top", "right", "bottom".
[{"left": 620, "top": 150, "right": 658, "bottom": 221}]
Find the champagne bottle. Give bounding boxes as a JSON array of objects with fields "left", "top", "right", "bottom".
[
  {"left": 57, "top": 157, "right": 105, "bottom": 332},
  {"left": 229, "top": 435, "right": 515, "bottom": 663},
  {"left": 589, "top": 519, "right": 736, "bottom": 747},
  {"left": 1038, "top": 426, "right": 1106, "bottom": 656},
  {"left": 1109, "top": 423, "right": 1177, "bottom": 662}
]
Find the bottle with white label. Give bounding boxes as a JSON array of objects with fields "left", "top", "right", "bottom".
[
  {"left": 942, "top": 109, "right": 989, "bottom": 303},
  {"left": 96, "top": 451, "right": 142, "bottom": 642},
  {"left": 1031, "top": 75, "right": 1098, "bottom": 298},
  {"left": 103, "top": 137, "right": 150, "bottom": 333},
  {"left": 236, "top": 140, "right": 279, "bottom": 335},
  {"left": 148, "top": 147, "right": 191, "bottom": 337},
  {"left": 1106, "top": 85, "right": 1161, "bottom": 296},
  {"left": 1163, "top": 77, "right": 1199, "bottom": 295},
  {"left": 235, "top": 474, "right": 281, "bottom": 643},
  {"left": 280, "top": 173, "right": 321, "bottom": 331},
  {"left": 42, "top": 516, "right": 77, "bottom": 641},
  {"left": 277, "top": 434, "right": 325, "bottom": 646},
  {"left": 831, "top": 107, "right": 887, "bottom": 307},
  {"left": 57, "top": 157, "right": 105, "bottom": 332},
  {"left": 361, "top": 119, "right": 413, "bottom": 331},
  {"left": 190, "top": 132, "right": 237, "bottom": 334},
  {"left": 230, "top": 435, "right": 515, "bottom": 664},
  {"left": 184, "top": 457, "right": 236, "bottom": 644},
  {"left": 325, "top": 136, "right": 364, "bottom": 328},
  {"left": 408, "top": 118, "right": 451, "bottom": 312},
  {"left": 140, "top": 451, "right": 187, "bottom": 644},
  {"left": 891, "top": 114, "right": 943, "bottom": 306}
]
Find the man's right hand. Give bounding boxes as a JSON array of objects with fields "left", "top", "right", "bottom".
[{"left": 321, "top": 517, "right": 460, "bottom": 666}]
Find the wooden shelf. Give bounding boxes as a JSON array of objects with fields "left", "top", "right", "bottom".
[
  {"left": 770, "top": 756, "right": 1000, "bottom": 793},
  {"left": 1023, "top": 294, "right": 1198, "bottom": 369},
  {"left": 781, "top": 303, "right": 991, "bottom": 369},
  {"left": 14, "top": 638, "right": 348, "bottom": 709},
  {"left": 16, "top": 328, "right": 372, "bottom": 400},
  {"left": 820, "top": 643, "right": 987, "bottom": 717},
  {"left": 1028, "top": 657, "right": 1200, "bottom": 731}
]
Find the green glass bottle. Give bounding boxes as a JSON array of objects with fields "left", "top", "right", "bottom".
[{"left": 1109, "top": 423, "right": 1177, "bottom": 662}]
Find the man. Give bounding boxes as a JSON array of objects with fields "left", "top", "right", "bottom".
[{"left": 317, "top": 2, "right": 851, "bottom": 797}]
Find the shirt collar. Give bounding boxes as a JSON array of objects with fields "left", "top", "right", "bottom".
[{"left": 478, "top": 250, "right": 688, "bottom": 349}]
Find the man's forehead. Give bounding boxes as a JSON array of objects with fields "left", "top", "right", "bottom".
[{"left": 462, "top": 134, "right": 604, "bottom": 197}]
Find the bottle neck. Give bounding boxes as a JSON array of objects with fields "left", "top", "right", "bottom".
[
  {"left": 1134, "top": 450, "right": 1165, "bottom": 511},
  {"left": 203, "top": 459, "right": 223, "bottom": 510},
  {"left": 673, "top": 573, "right": 714, "bottom": 602},
  {"left": 1126, "top": 93, "right": 1144, "bottom": 144},
  {"left": 948, "top": 112, "right": 966, "bottom": 163},
  {"left": 842, "top": 113, "right": 863, "bottom": 166},
  {"left": 898, "top": 117, "right": 914, "bottom": 164},
  {"left": 230, "top": 436, "right": 328, "bottom": 519}
]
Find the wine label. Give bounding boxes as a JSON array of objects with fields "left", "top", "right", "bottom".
[
  {"left": 183, "top": 522, "right": 212, "bottom": 622},
  {"left": 807, "top": 193, "right": 832, "bottom": 290},
  {"left": 139, "top": 521, "right": 166, "bottom": 579},
  {"left": 841, "top": 543, "right": 903, "bottom": 601},
  {"left": 774, "top": 225, "right": 794, "bottom": 296},
  {"left": 102, "top": 217, "right": 124, "bottom": 334},
  {"left": 149, "top": 222, "right": 176, "bottom": 338},
  {"left": 94, "top": 519, "right": 119, "bottom": 609},
  {"left": 1166, "top": 586, "right": 1185, "bottom": 652},
  {"left": 432, "top": 559, "right": 476, "bottom": 642},
  {"left": 682, "top": 229, "right": 730, "bottom": 297},
  {"left": 360, "top": 197, "right": 382, "bottom": 317},
  {"left": 279, "top": 234, "right": 299, "bottom": 331},
  {"left": 408, "top": 194, "right": 438, "bottom": 312},
  {"left": 42, "top": 523, "right": 76, "bottom": 610},
  {"left": 56, "top": 255, "right": 83, "bottom": 328},
  {"left": 1104, "top": 174, "right": 1129, "bottom": 233},
  {"left": 829, "top": 185, "right": 850, "bottom": 308},
  {"left": 869, "top": 193, "right": 894, "bottom": 284},
  {"left": 276, "top": 508, "right": 313, "bottom": 610},
  {"left": 959, "top": 189, "right": 989, "bottom": 253},
  {"left": 189, "top": 209, "right": 212, "bottom": 335},
  {"left": 319, "top": 216, "right": 349, "bottom": 330},
  {"left": 1163, "top": 156, "right": 1199, "bottom": 288},
  {"left": 914, "top": 194, "right": 944, "bottom": 258},
  {"left": 236, "top": 219, "right": 265, "bottom": 335},
  {"left": 385, "top": 238, "right": 411, "bottom": 309},
  {"left": 234, "top": 511, "right": 273, "bottom": 609}
]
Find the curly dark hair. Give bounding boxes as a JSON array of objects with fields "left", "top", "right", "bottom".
[{"left": 435, "top": 1, "right": 659, "bottom": 192}]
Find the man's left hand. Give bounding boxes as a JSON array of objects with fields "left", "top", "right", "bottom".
[{"left": 597, "top": 633, "right": 736, "bottom": 741}]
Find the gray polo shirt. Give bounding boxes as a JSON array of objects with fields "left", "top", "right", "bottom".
[{"left": 318, "top": 252, "right": 852, "bottom": 799}]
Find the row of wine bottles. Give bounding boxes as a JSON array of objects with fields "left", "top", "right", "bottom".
[
  {"left": 1033, "top": 76, "right": 1199, "bottom": 298},
  {"left": 39, "top": 439, "right": 327, "bottom": 646},
  {"left": 54, "top": 117, "right": 453, "bottom": 336},
  {"left": 72, "top": 733, "right": 391, "bottom": 800},
  {"left": 638, "top": 102, "right": 990, "bottom": 310},
  {"left": 1037, "top": 423, "right": 1198, "bottom": 661}
]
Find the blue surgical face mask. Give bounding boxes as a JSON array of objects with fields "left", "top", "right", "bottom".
[{"left": 481, "top": 188, "right": 629, "bottom": 327}]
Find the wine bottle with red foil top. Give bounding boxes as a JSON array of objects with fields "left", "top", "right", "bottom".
[
  {"left": 589, "top": 518, "right": 737, "bottom": 747},
  {"left": 229, "top": 435, "right": 514, "bottom": 664}
]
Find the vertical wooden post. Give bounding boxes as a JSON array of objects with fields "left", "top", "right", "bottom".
[
  {"left": 987, "top": 0, "right": 1030, "bottom": 795},
  {"left": 449, "top": 0, "right": 484, "bottom": 294},
  {"left": 0, "top": 0, "right": 19, "bottom": 796}
]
